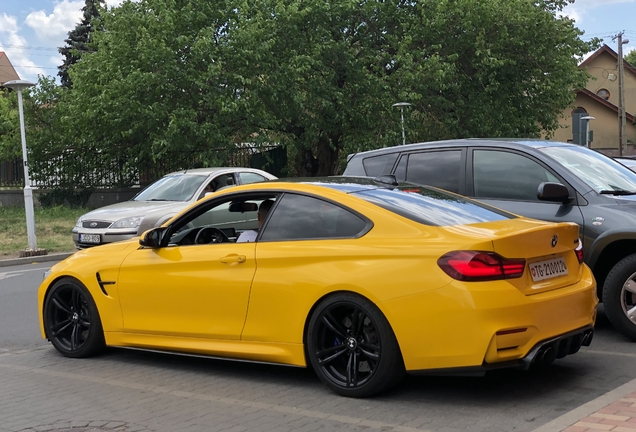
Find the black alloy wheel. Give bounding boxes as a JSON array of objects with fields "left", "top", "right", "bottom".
[
  {"left": 306, "top": 293, "right": 404, "bottom": 398},
  {"left": 44, "top": 277, "right": 105, "bottom": 358}
]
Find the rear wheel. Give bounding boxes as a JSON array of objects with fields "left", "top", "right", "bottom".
[
  {"left": 306, "top": 293, "right": 404, "bottom": 398},
  {"left": 603, "top": 254, "right": 636, "bottom": 341},
  {"left": 43, "top": 277, "right": 105, "bottom": 358}
]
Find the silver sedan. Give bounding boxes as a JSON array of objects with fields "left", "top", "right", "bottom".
[{"left": 72, "top": 167, "right": 276, "bottom": 249}]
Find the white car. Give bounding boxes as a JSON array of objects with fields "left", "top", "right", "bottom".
[{"left": 72, "top": 167, "right": 277, "bottom": 249}]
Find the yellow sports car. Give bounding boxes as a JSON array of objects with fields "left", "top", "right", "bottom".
[{"left": 38, "top": 177, "right": 597, "bottom": 398}]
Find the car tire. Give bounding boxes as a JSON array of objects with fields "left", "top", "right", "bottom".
[
  {"left": 43, "top": 277, "right": 106, "bottom": 358},
  {"left": 603, "top": 254, "right": 636, "bottom": 341},
  {"left": 306, "top": 292, "right": 405, "bottom": 398}
]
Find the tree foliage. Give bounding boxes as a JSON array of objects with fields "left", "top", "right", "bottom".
[
  {"left": 33, "top": 0, "right": 598, "bottom": 181},
  {"left": 626, "top": 49, "right": 636, "bottom": 68},
  {"left": 0, "top": 90, "right": 19, "bottom": 161},
  {"left": 58, "top": 0, "right": 105, "bottom": 88}
]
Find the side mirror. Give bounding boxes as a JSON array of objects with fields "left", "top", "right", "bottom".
[
  {"left": 537, "top": 182, "right": 571, "bottom": 204},
  {"left": 139, "top": 227, "right": 167, "bottom": 248}
]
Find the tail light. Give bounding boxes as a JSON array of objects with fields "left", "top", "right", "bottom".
[
  {"left": 575, "top": 239, "right": 584, "bottom": 264},
  {"left": 438, "top": 251, "right": 526, "bottom": 281}
]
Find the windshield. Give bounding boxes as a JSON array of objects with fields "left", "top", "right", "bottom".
[
  {"left": 133, "top": 175, "right": 207, "bottom": 202},
  {"left": 540, "top": 146, "right": 636, "bottom": 194}
]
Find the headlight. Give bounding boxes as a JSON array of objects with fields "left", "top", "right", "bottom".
[
  {"left": 43, "top": 268, "right": 51, "bottom": 280},
  {"left": 75, "top": 218, "right": 83, "bottom": 228},
  {"left": 111, "top": 216, "right": 144, "bottom": 229}
]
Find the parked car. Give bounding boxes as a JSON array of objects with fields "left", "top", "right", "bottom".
[
  {"left": 40, "top": 177, "right": 596, "bottom": 397},
  {"left": 614, "top": 156, "right": 636, "bottom": 172},
  {"left": 344, "top": 138, "right": 636, "bottom": 341},
  {"left": 72, "top": 167, "right": 277, "bottom": 249}
]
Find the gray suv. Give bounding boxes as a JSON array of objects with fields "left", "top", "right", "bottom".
[{"left": 344, "top": 138, "right": 636, "bottom": 341}]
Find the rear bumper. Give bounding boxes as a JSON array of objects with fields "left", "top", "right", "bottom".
[
  {"left": 383, "top": 264, "right": 597, "bottom": 372},
  {"left": 409, "top": 325, "right": 594, "bottom": 376}
]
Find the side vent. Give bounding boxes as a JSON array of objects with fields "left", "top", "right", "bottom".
[{"left": 96, "top": 272, "right": 115, "bottom": 296}]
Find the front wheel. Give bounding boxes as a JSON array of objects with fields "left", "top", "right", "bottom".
[
  {"left": 306, "top": 293, "right": 405, "bottom": 398},
  {"left": 603, "top": 254, "right": 636, "bottom": 341},
  {"left": 43, "top": 277, "right": 106, "bottom": 358}
]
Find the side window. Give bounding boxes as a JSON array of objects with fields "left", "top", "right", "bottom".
[
  {"left": 238, "top": 172, "right": 267, "bottom": 184},
  {"left": 473, "top": 150, "right": 552, "bottom": 201},
  {"left": 405, "top": 150, "right": 462, "bottom": 193},
  {"left": 260, "top": 194, "right": 368, "bottom": 241},
  {"left": 362, "top": 154, "right": 398, "bottom": 177}
]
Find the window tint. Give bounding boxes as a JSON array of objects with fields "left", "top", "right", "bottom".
[
  {"left": 353, "top": 187, "right": 514, "bottom": 226},
  {"left": 239, "top": 172, "right": 267, "bottom": 184},
  {"left": 473, "top": 150, "right": 553, "bottom": 201},
  {"left": 362, "top": 154, "right": 398, "bottom": 177},
  {"left": 260, "top": 194, "right": 368, "bottom": 241},
  {"left": 404, "top": 150, "right": 462, "bottom": 193}
]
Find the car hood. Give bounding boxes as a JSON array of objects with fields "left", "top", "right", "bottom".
[{"left": 79, "top": 200, "right": 189, "bottom": 223}]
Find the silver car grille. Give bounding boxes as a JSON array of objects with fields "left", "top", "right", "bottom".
[{"left": 81, "top": 221, "right": 112, "bottom": 229}]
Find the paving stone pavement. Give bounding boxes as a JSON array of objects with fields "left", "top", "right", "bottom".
[
  {"left": 3, "top": 254, "right": 636, "bottom": 432},
  {"left": 1, "top": 344, "right": 635, "bottom": 432}
]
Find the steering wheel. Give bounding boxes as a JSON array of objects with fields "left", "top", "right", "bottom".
[{"left": 194, "top": 227, "right": 229, "bottom": 244}]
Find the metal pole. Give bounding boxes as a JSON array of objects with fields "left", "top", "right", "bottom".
[
  {"left": 615, "top": 32, "right": 628, "bottom": 156},
  {"left": 400, "top": 107, "right": 406, "bottom": 146},
  {"left": 392, "top": 102, "right": 411, "bottom": 146},
  {"left": 15, "top": 88, "right": 38, "bottom": 251}
]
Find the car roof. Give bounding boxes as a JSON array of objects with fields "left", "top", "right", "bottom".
[
  {"left": 347, "top": 138, "right": 577, "bottom": 159},
  {"left": 163, "top": 167, "right": 267, "bottom": 177}
]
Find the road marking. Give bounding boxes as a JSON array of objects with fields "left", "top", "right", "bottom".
[
  {"left": 0, "top": 267, "right": 46, "bottom": 280},
  {"left": 0, "top": 360, "right": 430, "bottom": 432}
]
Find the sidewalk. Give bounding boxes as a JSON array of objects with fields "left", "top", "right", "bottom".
[
  {"left": 533, "top": 378, "right": 636, "bottom": 431},
  {"left": 0, "top": 251, "right": 74, "bottom": 267}
]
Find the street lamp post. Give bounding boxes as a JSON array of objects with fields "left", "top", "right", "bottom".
[
  {"left": 392, "top": 102, "right": 411, "bottom": 146},
  {"left": 3, "top": 80, "right": 40, "bottom": 253},
  {"left": 579, "top": 115, "right": 595, "bottom": 148}
]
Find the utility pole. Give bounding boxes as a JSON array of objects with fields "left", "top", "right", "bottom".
[{"left": 614, "top": 31, "right": 629, "bottom": 156}]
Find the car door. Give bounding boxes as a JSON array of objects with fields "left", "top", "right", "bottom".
[
  {"left": 467, "top": 148, "right": 585, "bottom": 227},
  {"left": 241, "top": 193, "right": 371, "bottom": 343},
  {"left": 117, "top": 200, "right": 258, "bottom": 340}
]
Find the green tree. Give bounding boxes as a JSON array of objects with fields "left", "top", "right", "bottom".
[
  {"left": 225, "top": 0, "right": 597, "bottom": 174},
  {"left": 0, "top": 90, "right": 19, "bottom": 161},
  {"left": 52, "top": 0, "right": 598, "bottom": 178},
  {"left": 626, "top": 49, "right": 636, "bottom": 67},
  {"left": 58, "top": 0, "right": 105, "bottom": 88}
]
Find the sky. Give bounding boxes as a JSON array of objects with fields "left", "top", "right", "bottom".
[{"left": 0, "top": 0, "right": 635, "bottom": 84}]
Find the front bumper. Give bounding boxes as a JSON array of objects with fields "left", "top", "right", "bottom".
[{"left": 72, "top": 229, "right": 137, "bottom": 249}]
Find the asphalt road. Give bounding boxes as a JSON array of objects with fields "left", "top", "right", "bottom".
[{"left": 1, "top": 260, "right": 636, "bottom": 432}]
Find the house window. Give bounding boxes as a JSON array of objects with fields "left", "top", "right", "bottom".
[
  {"left": 596, "top": 89, "right": 610, "bottom": 100},
  {"left": 572, "top": 107, "right": 587, "bottom": 115}
]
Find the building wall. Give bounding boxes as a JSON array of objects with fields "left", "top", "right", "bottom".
[
  {"left": 551, "top": 48, "right": 636, "bottom": 153},
  {"left": 553, "top": 93, "right": 636, "bottom": 152}
]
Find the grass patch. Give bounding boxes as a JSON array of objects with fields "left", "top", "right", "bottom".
[{"left": 0, "top": 206, "right": 85, "bottom": 258}]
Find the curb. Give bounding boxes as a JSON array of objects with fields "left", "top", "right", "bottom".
[
  {"left": 531, "top": 376, "right": 636, "bottom": 431},
  {"left": 0, "top": 252, "right": 75, "bottom": 267}
]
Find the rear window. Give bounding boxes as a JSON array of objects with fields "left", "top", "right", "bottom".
[
  {"left": 362, "top": 154, "right": 398, "bottom": 177},
  {"left": 352, "top": 186, "right": 515, "bottom": 226}
]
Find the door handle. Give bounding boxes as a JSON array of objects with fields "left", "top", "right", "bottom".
[{"left": 220, "top": 254, "right": 246, "bottom": 264}]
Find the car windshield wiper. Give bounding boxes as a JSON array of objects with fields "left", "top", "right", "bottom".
[{"left": 599, "top": 189, "right": 636, "bottom": 195}]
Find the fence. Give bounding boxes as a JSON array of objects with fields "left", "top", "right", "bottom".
[{"left": 0, "top": 145, "right": 287, "bottom": 188}]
